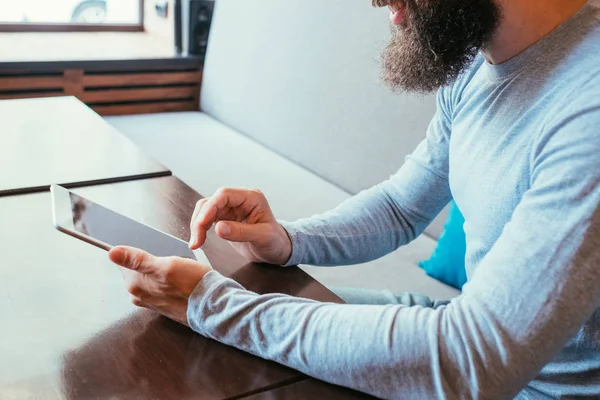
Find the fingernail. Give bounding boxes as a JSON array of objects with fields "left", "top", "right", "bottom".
[
  {"left": 109, "top": 247, "right": 126, "bottom": 264},
  {"left": 197, "top": 212, "right": 205, "bottom": 222},
  {"left": 189, "top": 235, "right": 197, "bottom": 247},
  {"left": 220, "top": 223, "right": 230, "bottom": 236}
]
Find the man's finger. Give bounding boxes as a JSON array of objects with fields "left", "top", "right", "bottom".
[
  {"left": 109, "top": 246, "right": 159, "bottom": 276},
  {"left": 191, "top": 198, "right": 208, "bottom": 229},
  {"left": 190, "top": 188, "right": 266, "bottom": 250},
  {"left": 189, "top": 199, "right": 208, "bottom": 248},
  {"left": 215, "top": 221, "right": 272, "bottom": 246},
  {"left": 130, "top": 295, "right": 152, "bottom": 309},
  {"left": 202, "top": 188, "right": 267, "bottom": 225}
]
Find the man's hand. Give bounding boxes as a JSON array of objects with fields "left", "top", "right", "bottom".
[
  {"left": 189, "top": 188, "right": 293, "bottom": 266},
  {"left": 109, "top": 246, "right": 212, "bottom": 326}
]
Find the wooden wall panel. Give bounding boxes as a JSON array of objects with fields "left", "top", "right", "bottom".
[
  {"left": 0, "top": 91, "right": 64, "bottom": 101},
  {"left": 0, "top": 76, "right": 64, "bottom": 90},
  {"left": 0, "top": 67, "right": 202, "bottom": 116},
  {"left": 82, "top": 71, "right": 202, "bottom": 87},
  {"left": 64, "top": 69, "right": 84, "bottom": 97},
  {"left": 92, "top": 101, "right": 199, "bottom": 116},
  {"left": 81, "top": 86, "right": 197, "bottom": 103}
]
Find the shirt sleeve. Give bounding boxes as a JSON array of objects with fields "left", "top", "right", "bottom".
[
  {"left": 279, "top": 90, "right": 453, "bottom": 267},
  {"left": 188, "top": 106, "right": 600, "bottom": 399}
]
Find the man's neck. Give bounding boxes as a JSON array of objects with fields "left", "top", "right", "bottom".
[{"left": 482, "top": 0, "right": 589, "bottom": 65}]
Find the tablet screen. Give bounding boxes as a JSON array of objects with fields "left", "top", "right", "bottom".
[{"left": 69, "top": 192, "right": 196, "bottom": 259}]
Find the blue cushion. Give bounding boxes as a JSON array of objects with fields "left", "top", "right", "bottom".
[{"left": 419, "top": 201, "right": 468, "bottom": 290}]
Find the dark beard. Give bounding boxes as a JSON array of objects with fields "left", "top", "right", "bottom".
[{"left": 382, "top": 0, "right": 501, "bottom": 93}]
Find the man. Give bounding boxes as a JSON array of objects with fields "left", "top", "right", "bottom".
[{"left": 109, "top": 0, "right": 600, "bottom": 398}]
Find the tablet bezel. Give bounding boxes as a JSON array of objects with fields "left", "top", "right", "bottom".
[{"left": 51, "top": 184, "right": 113, "bottom": 252}]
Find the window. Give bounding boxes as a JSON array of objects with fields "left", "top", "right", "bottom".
[{"left": 0, "top": 0, "right": 144, "bottom": 32}]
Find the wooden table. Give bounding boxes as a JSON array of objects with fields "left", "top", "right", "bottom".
[
  {"left": 0, "top": 176, "right": 372, "bottom": 399},
  {"left": 0, "top": 96, "right": 375, "bottom": 399},
  {"left": 0, "top": 96, "right": 170, "bottom": 196}
]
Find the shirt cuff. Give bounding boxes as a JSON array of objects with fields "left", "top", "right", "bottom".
[{"left": 278, "top": 220, "right": 305, "bottom": 267}]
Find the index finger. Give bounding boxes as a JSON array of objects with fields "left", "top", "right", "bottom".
[
  {"left": 191, "top": 198, "right": 208, "bottom": 225},
  {"left": 189, "top": 198, "right": 211, "bottom": 249}
]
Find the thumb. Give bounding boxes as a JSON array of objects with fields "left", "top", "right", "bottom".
[
  {"left": 109, "top": 246, "right": 158, "bottom": 276},
  {"left": 216, "top": 221, "right": 271, "bottom": 245}
]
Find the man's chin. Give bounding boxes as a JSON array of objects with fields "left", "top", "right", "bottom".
[
  {"left": 380, "top": 0, "right": 501, "bottom": 93},
  {"left": 381, "top": 36, "right": 482, "bottom": 94}
]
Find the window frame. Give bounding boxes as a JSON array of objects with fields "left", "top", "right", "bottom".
[{"left": 0, "top": 0, "right": 145, "bottom": 33}]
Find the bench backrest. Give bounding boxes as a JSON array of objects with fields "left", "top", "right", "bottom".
[{"left": 200, "top": 0, "right": 445, "bottom": 237}]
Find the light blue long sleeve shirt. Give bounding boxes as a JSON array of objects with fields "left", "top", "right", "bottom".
[{"left": 188, "top": 4, "right": 600, "bottom": 398}]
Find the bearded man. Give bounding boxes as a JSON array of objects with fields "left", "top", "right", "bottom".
[{"left": 108, "top": 0, "right": 600, "bottom": 398}]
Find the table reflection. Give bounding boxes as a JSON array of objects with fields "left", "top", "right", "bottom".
[{"left": 60, "top": 310, "right": 290, "bottom": 400}]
